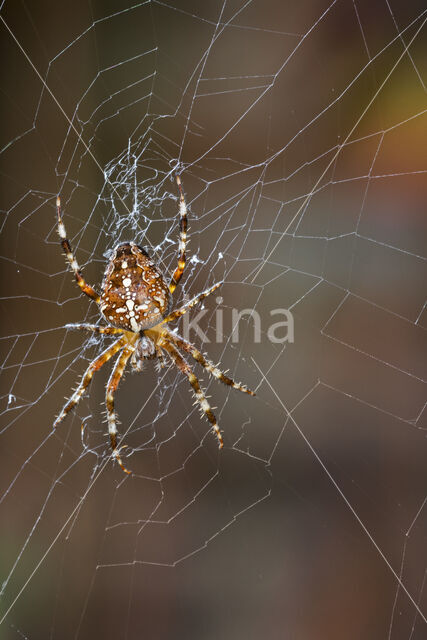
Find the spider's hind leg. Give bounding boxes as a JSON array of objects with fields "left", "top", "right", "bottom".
[
  {"left": 169, "top": 175, "right": 188, "bottom": 295},
  {"left": 66, "top": 323, "right": 124, "bottom": 335},
  {"left": 162, "top": 282, "right": 222, "bottom": 325},
  {"left": 56, "top": 196, "right": 100, "bottom": 304}
]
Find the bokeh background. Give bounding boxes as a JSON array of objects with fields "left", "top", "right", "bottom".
[{"left": 1, "top": 1, "right": 426, "bottom": 639}]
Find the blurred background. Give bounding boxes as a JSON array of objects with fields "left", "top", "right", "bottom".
[{"left": 0, "top": 1, "right": 426, "bottom": 638}]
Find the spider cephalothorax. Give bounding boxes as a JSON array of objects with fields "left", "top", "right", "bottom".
[{"left": 54, "top": 176, "right": 254, "bottom": 473}]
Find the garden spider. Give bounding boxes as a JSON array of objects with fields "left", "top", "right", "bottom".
[{"left": 54, "top": 176, "right": 255, "bottom": 473}]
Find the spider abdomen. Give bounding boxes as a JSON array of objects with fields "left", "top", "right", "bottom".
[{"left": 100, "top": 243, "right": 170, "bottom": 332}]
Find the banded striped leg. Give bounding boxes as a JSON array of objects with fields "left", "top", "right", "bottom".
[
  {"left": 155, "top": 346, "right": 166, "bottom": 369},
  {"left": 106, "top": 345, "right": 134, "bottom": 474},
  {"left": 161, "top": 341, "right": 224, "bottom": 448},
  {"left": 54, "top": 337, "right": 125, "bottom": 428},
  {"left": 161, "top": 282, "right": 222, "bottom": 325},
  {"left": 165, "top": 331, "right": 255, "bottom": 396},
  {"left": 56, "top": 196, "right": 100, "bottom": 303},
  {"left": 66, "top": 323, "right": 124, "bottom": 335},
  {"left": 169, "top": 175, "right": 188, "bottom": 295}
]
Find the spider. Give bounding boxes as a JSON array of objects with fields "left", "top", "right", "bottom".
[{"left": 54, "top": 176, "right": 255, "bottom": 473}]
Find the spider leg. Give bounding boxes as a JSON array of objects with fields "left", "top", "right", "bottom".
[
  {"left": 161, "top": 282, "right": 222, "bottom": 325},
  {"left": 156, "top": 346, "right": 166, "bottom": 368},
  {"left": 106, "top": 344, "right": 134, "bottom": 474},
  {"left": 169, "top": 175, "right": 188, "bottom": 295},
  {"left": 164, "top": 331, "right": 255, "bottom": 396},
  {"left": 161, "top": 341, "right": 223, "bottom": 448},
  {"left": 54, "top": 336, "right": 126, "bottom": 428},
  {"left": 56, "top": 196, "right": 101, "bottom": 304},
  {"left": 66, "top": 323, "right": 124, "bottom": 335}
]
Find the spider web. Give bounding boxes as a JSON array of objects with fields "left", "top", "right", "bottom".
[{"left": 0, "top": 1, "right": 426, "bottom": 638}]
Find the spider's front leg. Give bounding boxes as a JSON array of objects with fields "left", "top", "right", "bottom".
[
  {"left": 161, "top": 341, "right": 224, "bottom": 448},
  {"left": 165, "top": 331, "right": 255, "bottom": 396},
  {"left": 54, "top": 337, "right": 126, "bottom": 428},
  {"left": 106, "top": 344, "right": 134, "bottom": 474}
]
